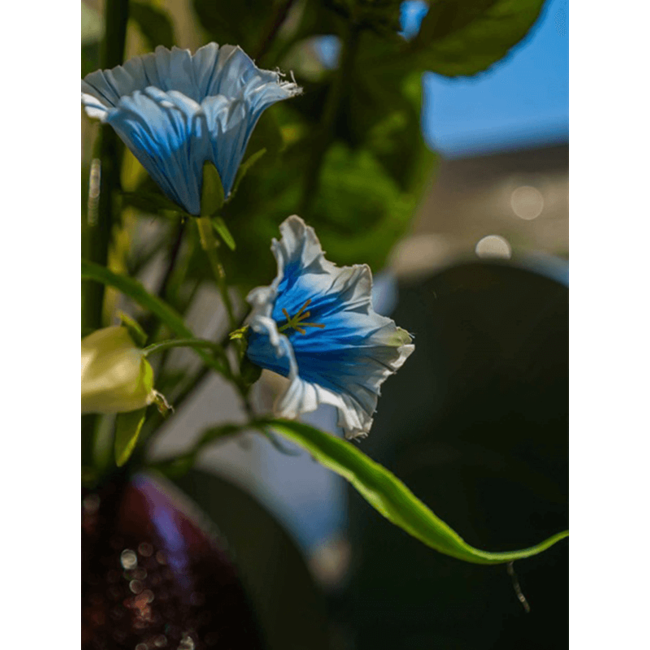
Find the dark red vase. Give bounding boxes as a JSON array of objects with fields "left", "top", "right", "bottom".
[{"left": 82, "top": 472, "right": 264, "bottom": 650}]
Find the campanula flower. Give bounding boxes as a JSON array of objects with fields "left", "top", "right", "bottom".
[
  {"left": 81, "top": 43, "right": 301, "bottom": 215},
  {"left": 81, "top": 327, "right": 155, "bottom": 414},
  {"left": 245, "top": 216, "right": 414, "bottom": 439}
]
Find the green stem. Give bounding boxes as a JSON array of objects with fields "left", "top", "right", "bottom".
[
  {"left": 196, "top": 216, "right": 236, "bottom": 329},
  {"left": 144, "top": 338, "right": 230, "bottom": 364},
  {"left": 81, "top": 0, "right": 130, "bottom": 472},
  {"left": 81, "top": 0, "right": 130, "bottom": 332},
  {"left": 253, "top": 0, "right": 297, "bottom": 62},
  {"left": 299, "top": 21, "right": 361, "bottom": 214}
]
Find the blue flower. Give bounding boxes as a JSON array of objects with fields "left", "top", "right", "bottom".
[
  {"left": 81, "top": 43, "right": 301, "bottom": 215},
  {"left": 245, "top": 216, "right": 414, "bottom": 439}
]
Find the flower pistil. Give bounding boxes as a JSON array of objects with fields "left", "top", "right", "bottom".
[{"left": 278, "top": 299, "right": 326, "bottom": 335}]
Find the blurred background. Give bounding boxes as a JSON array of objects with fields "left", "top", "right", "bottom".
[{"left": 82, "top": 0, "right": 568, "bottom": 647}]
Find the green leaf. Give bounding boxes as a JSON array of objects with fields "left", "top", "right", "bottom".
[
  {"left": 81, "top": 261, "right": 229, "bottom": 377},
  {"left": 129, "top": 1, "right": 175, "bottom": 49},
  {"left": 114, "top": 408, "right": 147, "bottom": 467},
  {"left": 263, "top": 419, "right": 568, "bottom": 565},
  {"left": 201, "top": 162, "right": 225, "bottom": 216},
  {"left": 211, "top": 217, "right": 236, "bottom": 251},
  {"left": 411, "top": 0, "right": 546, "bottom": 77}
]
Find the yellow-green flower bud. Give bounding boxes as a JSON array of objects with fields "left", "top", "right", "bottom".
[{"left": 81, "top": 326, "right": 155, "bottom": 414}]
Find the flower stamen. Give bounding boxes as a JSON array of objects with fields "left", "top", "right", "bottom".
[{"left": 279, "top": 299, "right": 326, "bottom": 334}]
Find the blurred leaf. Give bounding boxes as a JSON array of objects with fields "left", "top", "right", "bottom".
[
  {"left": 240, "top": 356, "right": 262, "bottom": 387},
  {"left": 212, "top": 217, "right": 236, "bottom": 251},
  {"left": 192, "top": 0, "right": 284, "bottom": 53},
  {"left": 82, "top": 42, "right": 101, "bottom": 78},
  {"left": 411, "top": 0, "right": 546, "bottom": 77},
  {"left": 171, "top": 469, "right": 331, "bottom": 650},
  {"left": 81, "top": 1, "right": 102, "bottom": 78},
  {"left": 308, "top": 143, "right": 420, "bottom": 264},
  {"left": 129, "top": 1, "right": 175, "bottom": 49},
  {"left": 354, "top": 0, "right": 403, "bottom": 35},
  {"left": 81, "top": 2, "right": 103, "bottom": 45},
  {"left": 264, "top": 419, "right": 569, "bottom": 564},
  {"left": 114, "top": 408, "right": 147, "bottom": 467}
]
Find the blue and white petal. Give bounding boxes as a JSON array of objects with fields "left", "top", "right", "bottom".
[
  {"left": 81, "top": 44, "right": 301, "bottom": 214},
  {"left": 246, "top": 216, "right": 414, "bottom": 439}
]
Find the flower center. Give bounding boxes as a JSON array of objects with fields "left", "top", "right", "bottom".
[{"left": 278, "top": 299, "right": 326, "bottom": 335}]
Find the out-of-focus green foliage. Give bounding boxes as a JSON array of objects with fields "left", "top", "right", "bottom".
[
  {"left": 411, "top": 0, "right": 546, "bottom": 76},
  {"left": 129, "top": 1, "right": 175, "bottom": 49}
]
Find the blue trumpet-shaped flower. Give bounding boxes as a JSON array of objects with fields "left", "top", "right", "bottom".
[
  {"left": 81, "top": 43, "right": 301, "bottom": 215},
  {"left": 246, "top": 216, "right": 414, "bottom": 439}
]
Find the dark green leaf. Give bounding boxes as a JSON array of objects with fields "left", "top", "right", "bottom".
[
  {"left": 129, "top": 1, "right": 175, "bottom": 49},
  {"left": 411, "top": 0, "right": 546, "bottom": 77},
  {"left": 114, "top": 408, "right": 147, "bottom": 467},
  {"left": 264, "top": 419, "right": 569, "bottom": 564},
  {"left": 191, "top": 0, "right": 283, "bottom": 54},
  {"left": 240, "top": 356, "right": 262, "bottom": 387}
]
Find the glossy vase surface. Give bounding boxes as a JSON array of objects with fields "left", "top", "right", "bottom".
[{"left": 82, "top": 473, "right": 264, "bottom": 650}]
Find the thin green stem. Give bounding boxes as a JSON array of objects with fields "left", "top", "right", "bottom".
[
  {"left": 143, "top": 339, "right": 232, "bottom": 377},
  {"left": 81, "top": 0, "right": 130, "bottom": 332},
  {"left": 299, "top": 21, "right": 361, "bottom": 214},
  {"left": 196, "top": 216, "right": 237, "bottom": 329},
  {"left": 253, "top": 0, "right": 297, "bottom": 62}
]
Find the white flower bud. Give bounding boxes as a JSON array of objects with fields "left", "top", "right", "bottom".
[{"left": 81, "top": 327, "right": 155, "bottom": 414}]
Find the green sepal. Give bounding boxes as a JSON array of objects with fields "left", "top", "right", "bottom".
[
  {"left": 114, "top": 407, "right": 147, "bottom": 467},
  {"left": 212, "top": 216, "right": 236, "bottom": 251},
  {"left": 240, "top": 356, "right": 262, "bottom": 388},
  {"left": 117, "top": 311, "right": 147, "bottom": 347},
  {"left": 231, "top": 148, "right": 267, "bottom": 198},
  {"left": 200, "top": 161, "right": 225, "bottom": 217},
  {"left": 229, "top": 325, "right": 249, "bottom": 342}
]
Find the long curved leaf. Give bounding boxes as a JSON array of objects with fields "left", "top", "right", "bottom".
[{"left": 263, "top": 419, "right": 568, "bottom": 565}]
